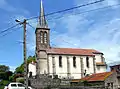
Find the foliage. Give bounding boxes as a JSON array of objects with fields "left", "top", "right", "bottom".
[
  {"left": 0, "top": 80, "right": 10, "bottom": 89},
  {"left": 0, "top": 64, "right": 13, "bottom": 80},
  {"left": 15, "top": 64, "right": 24, "bottom": 74},
  {"left": 0, "top": 65, "right": 13, "bottom": 89},
  {"left": 15, "top": 56, "right": 35, "bottom": 74},
  {"left": 0, "top": 65, "right": 9, "bottom": 72},
  {"left": 0, "top": 86, "right": 4, "bottom": 89},
  {"left": 27, "top": 56, "right": 36, "bottom": 64},
  {"left": 0, "top": 71, "right": 13, "bottom": 80},
  {"left": 0, "top": 55, "right": 35, "bottom": 89},
  {"left": 9, "top": 75, "right": 15, "bottom": 82},
  {"left": 16, "top": 77, "right": 24, "bottom": 84}
]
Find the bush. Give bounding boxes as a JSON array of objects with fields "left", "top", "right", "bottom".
[
  {"left": 16, "top": 77, "right": 24, "bottom": 84},
  {"left": 9, "top": 75, "right": 14, "bottom": 82},
  {"left": 0, "top": 80, "right": 10, "bottom": 89},
  {"left": 0, "top": 86, "right": 4, "bottom": 89}
]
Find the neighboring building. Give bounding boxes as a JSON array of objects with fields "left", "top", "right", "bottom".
[
  {"left": 110, "top": 64, "right": 120, "bottom": 87},
  {"left": 72, "top": 71, "right": 119, "bottom": 89},
  {"left": 28, "top": 61, "right": 36, "bottom": 77},
  {"left": 28, "top": 0, "right": 107, "bottom": 79},
  {"left": 110, "top": 64, "right": 120, "bottom": 72}
]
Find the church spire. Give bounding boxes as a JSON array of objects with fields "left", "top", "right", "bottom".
[{"left": 37, "top": 0, "right": 48, "bottom": 28}]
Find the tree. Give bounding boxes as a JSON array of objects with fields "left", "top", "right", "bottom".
[
  {"left": 15, "top": 64, "right": 24, "bottom": 74},
  {"left": 0, "top": 71, "right": 13, "bottom": 80},
  {"left": 14, "top": 56, "right": 36, "bottom": 74},
  {"left": 0, "top": 65, "right": 13, "bottom": 80},
  {"left": 0, "top": 80, "right": 10, "bottom": 89},
  {"left": 0, "top": 65, "right": 9, "bottom": 72},
  {"left": 0, "top": 65, "right": 13, "bottom": 89}
]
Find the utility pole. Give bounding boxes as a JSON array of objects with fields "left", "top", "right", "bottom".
[
  {"left": 15, "top": 19, "right": 28, "bottom": 89},
  {"left": 23, "top": 19, "right": 28, "bottom": 89}
]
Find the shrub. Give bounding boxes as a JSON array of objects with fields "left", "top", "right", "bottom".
[{"left": 16, "top": 77, "right": 24, "bottom": 84}]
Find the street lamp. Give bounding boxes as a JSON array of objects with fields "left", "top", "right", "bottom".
[{"left": 15, "top": 19, "right": 20, "bottom": 22}]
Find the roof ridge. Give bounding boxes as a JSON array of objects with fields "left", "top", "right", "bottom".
[
  {"left": 50, "top": 47, "right": 96, "bottom": 50},
  {"left": 93, "top": 71, "right": 112, "bottom": 74},
  {"left": 80, "top": 71, "right": 113, "bottom": 82},
  {"left": 104, "top": 72, "right": 113, "bottom": 80}
]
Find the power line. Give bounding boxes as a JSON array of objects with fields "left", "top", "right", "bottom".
[
  {"left": 0, "top": 0, "right": 118, "bottom": 38},
  {"left": 0, "top": 0, "right": 114, "bottom": 36},
  {"left": 27, "top": 23, "right": 78, "bottom": 47},
  {"left": 0, "top": 26, "right": 23, "bottom": 37},
  {"left": 47, "top": 3, "right": 120, "bottom": 22},
  {"left": 0, "top": 24, "right": 20, "bottom": 35},
  {"left": 46, "top": 0, "right": 105, "bottom": 16},
  {"left": 27, "top": 0, "right": 105, "bottom": 21},
  {"left": 27, "top": 23, "right": 36, "bottom": 30},
  {"left": 27, "top": 3, "right": 120, "bottom": 25}
]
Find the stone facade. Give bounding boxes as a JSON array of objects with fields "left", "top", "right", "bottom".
[
  {"left": 105, "top": 71, "right": 119, "bottom": 89},
  {"left": 73, "top": 71, "right": 120, "bottom": 89}
]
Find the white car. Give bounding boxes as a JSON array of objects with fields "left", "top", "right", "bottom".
[
  {"left": 4, "top": 86, "right": 8, "bottom": 89},
  {"left": 5, "top": 82, "right": 32, "bottom": 89}
]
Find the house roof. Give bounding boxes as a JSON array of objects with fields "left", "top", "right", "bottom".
[
  {"left": 46, "top": 48, "right": 103, "bottom": 56},
  {"left": 110, "top": 64, "right": 120, "bottom": 67},
  {"left": 80, "top": 72, "right": 113, "bottom": 82},
  {"left": 96, "top": 62, "right": 106, "bottom": 66}
]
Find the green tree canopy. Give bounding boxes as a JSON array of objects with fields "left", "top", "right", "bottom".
[
  {"left": 0, "top": 65, "right": 9, "bottom": 72},
  {"left": 15, "top": 56, "right": 36, "bottom": 74},
  {"left": 0, "top": 65, "right": 13, "bottom": 80}
]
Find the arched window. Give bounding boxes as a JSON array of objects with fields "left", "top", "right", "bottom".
[
  {"left": 40, "top": 31, "right": 43, "bottom": 43},
  {"left": 86, "top": 57, "right": 89, "bottom": 68},
  {"left": 44, "top": 32, "right": 47, "bottom": 44},
  {"left": 59, "top": 56, "right": 62, "bottom": 67},
  {"left": 73, "top": 56, "right": 76, "bottom": 68}
]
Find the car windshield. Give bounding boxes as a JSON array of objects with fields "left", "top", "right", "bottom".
[
  {"left": 11, "top": 84, "right": 17, "bottom": 87},
  {"left": 18, "top": 84, "right": 24, "bottom": 87}
]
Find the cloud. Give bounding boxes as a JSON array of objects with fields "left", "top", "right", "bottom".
[
  {"left": 9, "top": 66, "right": 17, "bottom": 72},
  {"left": 26, "top": 0, "right": 120, "bottom": 66},
  {"left": 52, "top": 18, "right": 120, "bottom": 65},
  {"left": 0, "top": 0, "right": 30, "bottom": 15},
  {"left": 0, "top": 0, "right": 7, "bottom": 6},
  {"left": 75, "top": 0, "right": 120, "bottom": 12},
  {"left": 105, "top": 0, "right": 119, "bottom": 6},
  {"left": 26, "top": 19, "right": 37, "bottom": 54},
  {"left": 0, "top": 0, "right": 16, "bottom": 12},
  {"left": 50, "top": 0, "right": 120, "bottom": 66}
]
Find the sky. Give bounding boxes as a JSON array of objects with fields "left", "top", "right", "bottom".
[{"left": 0, "top": 0, "right": 120, "bottom": 71}]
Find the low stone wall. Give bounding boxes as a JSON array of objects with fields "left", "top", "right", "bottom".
[
  {"left": 29, "top": 75, "right": 106, "bottom": 89},
  {"left": 29, "top": 74, "right": 61, "bottom": 89}
]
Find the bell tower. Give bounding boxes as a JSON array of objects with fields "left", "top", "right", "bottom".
[
  {"left": 36, "top": 0, "right": 50, "bottom": 50},
  {"left": 36, "top": 0, "right": 50, "bottom": 74}
]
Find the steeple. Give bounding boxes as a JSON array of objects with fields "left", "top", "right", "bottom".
[{"left": 37, "top": 0, "right": 48, "bottom": 28}]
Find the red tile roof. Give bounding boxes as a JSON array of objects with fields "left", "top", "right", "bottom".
[
  {"left": 46, "top": 48, "right": 103, "bottom": 56},
  {"left": 96, "top": 62, "right": 106, "bottom": 66},
  {"left": 80, "top": 72, "right": 113, "bottom": 82}
]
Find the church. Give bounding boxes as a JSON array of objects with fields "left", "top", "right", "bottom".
[{"left": 28, "top": 0, "right": 107, "bottom": 79}]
